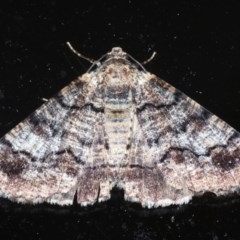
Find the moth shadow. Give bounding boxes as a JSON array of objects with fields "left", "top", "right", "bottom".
[{"left": 1, "top": 187, "right": 240, "bottom": 217}]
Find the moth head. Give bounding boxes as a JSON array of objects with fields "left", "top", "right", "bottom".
[
  {"left": 104, "top": 47, "right": 147, "bottom": 73},
  {"left": 107, "top": 47, "right": 127, "bottom": 59}
]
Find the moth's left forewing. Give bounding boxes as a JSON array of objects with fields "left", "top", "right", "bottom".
[{"left": 0, "top": 75, "right": 105, "bottom": 205}]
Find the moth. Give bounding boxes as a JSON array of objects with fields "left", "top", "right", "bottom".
[{"left": 0, "top": 47, "right": 239, "bottom": 208}]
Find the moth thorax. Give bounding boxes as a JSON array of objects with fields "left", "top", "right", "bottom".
[{"left": 104, "top": 85, "right": 133, "bottom": 110}]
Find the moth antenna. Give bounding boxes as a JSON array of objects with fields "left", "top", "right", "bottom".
[
  {"left": 142, "top": 51, "right": 157, "bottom": 65},
  {"left": 66, "top": 42, "right": 96, "bottom": 64},
  {"left": 41, "top": 98, "right": 48, "bottom": 102}
]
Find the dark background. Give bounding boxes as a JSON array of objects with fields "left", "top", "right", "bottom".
[{"left": 0, "top": 1, "right": 240, "bottom": 239}]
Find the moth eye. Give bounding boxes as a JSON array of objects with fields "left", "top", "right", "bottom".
[
  {"left": 122, "top": 67, "right": 129, "bottom": 76},
  {"left": 108, "top": 68, "right": 114, "bottom": 74}
]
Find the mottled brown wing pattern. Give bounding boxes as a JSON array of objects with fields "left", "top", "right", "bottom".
[
  {"left": 0, "top": 77, "right": 106, "bottom": 204},
  {"left": 121, "top": 76, "right": 240, "bottom": 207}
]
